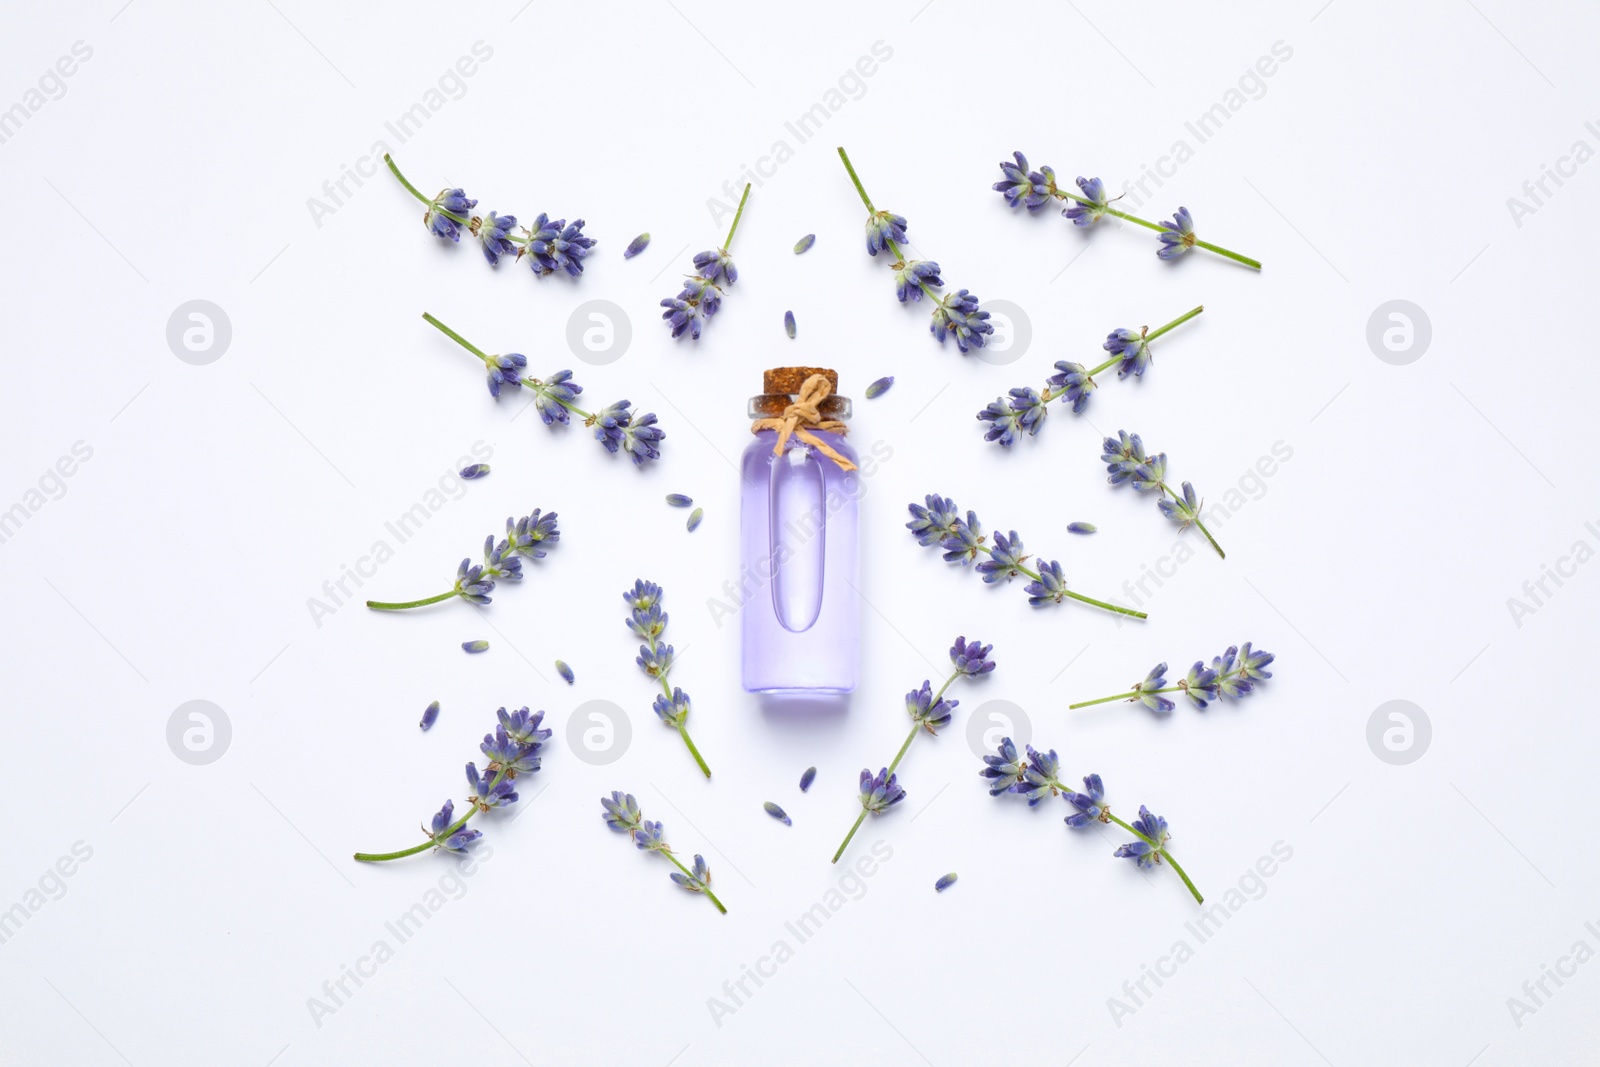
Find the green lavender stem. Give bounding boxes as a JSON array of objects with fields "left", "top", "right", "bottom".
[
  {"left": 383, "top": 154, "right": 474, "bottom": 226},
  {"left": 837, "top": 147, "right": 944, "bottom": 306},
  {"left": 354, "top": 767, "right": 508, "bottom": 862},
  {"left": 973, "top": 543, "right": 1147, "bottom": 619},
  {"left": 1105, "top": 809, "right": 1203, "bottom": 904},
  {"left": 421, "top": 312, "right": 599, "bottom": 423},
  {"left": 722, "top": 183, "right": 752, "bottom": 252},
  {"left": 1052, "top": 187, "right": 1261, "bottom": 270},
  {"left": 645, "top": 629, "right": 711, "bottom": 778},
  {"left": 366, "top": 590, "right": 458, "bottom": 611},
  {"left": 1069, "top": 663, "right": 1252, "bottom": 710},
  {"left": 663, "top": 850, "right": 727, "bottom": 913},
  {"left": 832, "top": 671, "right": 960, "bottom": 864},
  {"left": 1042, "top": 306, "right": 1205, "bottom": 403}
]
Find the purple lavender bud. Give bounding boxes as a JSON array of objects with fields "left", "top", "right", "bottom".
[
  {"left": 858, "top": 767, "right": 906, "bottom": 813},
  {"left": 794, "top": 233, "right": 816, "bottom": 254},
  {"left": 949, "top": 636, "right": 996, "bottom": 677},
  {"left": 419, "top": 701, "right": 440, "bottom": 731},
  {"left": 462, "top": 640, "right": 489, "bottom": 653},
  {"left": 980, "top": 736, "right": 1025, "bottom": 795},
  {"left": 784, "top": 310, "right": 796, "bottom": 339},
  {"left": 993, "top": 152, "right": 1057, "bottom": 210},
  {"left": 521, "top": 214, "right": 594, "bottom": 277},
  {"left": 865, "top": 376, "right": 894, "bottom": 399},
  {"left": 1067, "top": 522, "right": 1097, "bottom": 534},
  {"left": 934, "top": 872, "right": 958, "bottom": 892},
  {"left": 473, "top": 211, "right": 518, "bottom": 265},
  {"left": 556, "top": 659, "right": 575, "bottom": 685},
  {"left": 687, "top": 507, "right": 704, "bottom": 532},
  {"left": 799, "top": 766, "right": 816, "bottom": 792},
  {"left": 459, "top": 463, "right": 490, "bottom": 480},
  {"left": 1114, "top": 806, "right": 1171, "bottom": 868},
  {"left": 666, "top": 494, "right": 693, "bottom": 508},
  {"left": 624, "top": 232, "right": 650, "bottom": 259},
  {"left": 1157, "top": 207, "right": 1196, "bottom": 260},
  {"left": 1023, "top": 560, "right": 1067, "bottom": 607},
  {"left": 763, "top": 801, "right": 792, "bottom": 826},
  {"left": 1063, "top": 176, "right": 1109, "bottom": 226}
]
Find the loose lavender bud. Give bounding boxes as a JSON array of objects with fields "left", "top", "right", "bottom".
[
  {"left": 934, "top": 872, "right": 958, "bottom": 892},
  {"left": 763, "top": 801, "right": 792, "bottom": 826},
  {"left": 462, "top": 640, "right": 489, "bottom": 654},
  {"left": 666, "top": 494, "right": 693, "bottom": 507},
  {"left": 865, "top": 376, "right": 894, "bottom": 399},
  {"left": 687, "top": 508, "right": 704, "bottom": 532},
  {"left": 794, "top": 233, "right": 816, "bottom": 254},
  {"left": 799, "top": 766, "right": 816, "bottom": 792},
  {"left": 555, "top": 660, "right": 575, "bottom": 685},
  {"left": 624, "top": 233, "right": 650, "bottom": 259},
  {"left": 419, "top": 701, "right": 440, "bottom": 731},
  {"left": 1067, "top": 522, "right": 1097, "bottom": 534},
  {"left": 784, "top": 310, "right": 796, "bottom": 339},
  {"left": 459, "top": 463, "right": 490, "bottom": 479}
]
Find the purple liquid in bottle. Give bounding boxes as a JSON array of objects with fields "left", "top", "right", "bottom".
[{"left": 740, "top": 371, "right": 860, "bottom": 693}]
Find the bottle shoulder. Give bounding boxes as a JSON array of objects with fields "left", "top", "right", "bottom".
[{"left": 744, "top": 428, "right": 858, "bottom": 461}]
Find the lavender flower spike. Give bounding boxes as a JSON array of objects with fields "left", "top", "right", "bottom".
[
  {"left": 624, "top": 580, "right": 712, "bottom": 777},
  {"left": 978, "top": 307, "right": 1204, "bottom": 437},
  {"left": 1102, "top": 429, "right": 1225, "bottom": 558},
  {"left": 977, "top": 735, "right": 1204, "bottom": 903},
  {"left": 366, "top": 508, "right": 559, "bottom": 611},
  {"left": 991, "top": 150, "right": 1261, "bottom": 270},
  {"left": 419, "top": 313, "right": 665, "bottom": 468},
  {"left": 661, "top": 183, "right": 752, "bottom": 341},
  {"left": 600, "top": 793, "right": 727, "bottom": 913},
  {"left": 839, "top": 146, "right": 994, "bottom": 354},
  {"left": 1070, "top": 645, "right": 1275, "bottom": 712}
]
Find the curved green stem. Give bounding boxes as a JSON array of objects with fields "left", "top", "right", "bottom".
[
  {"left": 1107, "top": 810, "right": 1203, "bottom": 904},
  {"left": 1069, "top": 690, "right": 1138, "bottom": 710},
  {"left": 663, "top": 850, "right": 727, "bottom": 913},
  {"left": 972, "top": 543, "right": 1146, "bottom": 619},
  {"left": 385, "top": 155, "right": 469, "bottom": 224},
  {"left": 366, "top": 590, "right": 458, "bottom": 611},
  {"left": 722, "top": 183, "right": 752, "bottom": 252},
  {"left": 838, "top": 147, "right": 876, "bottom": 213},
  {"left": 832, "top": 809, "right": 868, "bottom": 864},
  {"left": 885, "top": 723, "right": 921, "bottom": 778},
  {"left": 1052, "top": 189, "right": 1259, "bottom": 270},
  {"left": 354, "top": 768, "right": 508, "bottom": 862}
]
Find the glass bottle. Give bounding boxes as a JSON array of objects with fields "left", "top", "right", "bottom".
[{"left": 740, "top": 367, "right": 860, "bottom": 693}]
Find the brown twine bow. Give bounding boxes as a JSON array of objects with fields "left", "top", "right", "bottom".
[{"left": 750, "top": 374, "right": 857, "bottom": 471}]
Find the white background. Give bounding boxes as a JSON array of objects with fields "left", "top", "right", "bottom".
[{"left": 2, "top": 1, "right": 1597, "bottom": 1064}]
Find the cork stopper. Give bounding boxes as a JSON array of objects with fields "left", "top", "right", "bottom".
[
  {"left": 763, "top": 366, "right": 838, "bottom": 394},
  {"left": 749, "top": 366, "right": 850, "bottom": 419}
]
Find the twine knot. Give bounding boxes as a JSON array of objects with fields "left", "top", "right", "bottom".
[{"left": 750, "top": 374, "right": 857, "bottom": 471}]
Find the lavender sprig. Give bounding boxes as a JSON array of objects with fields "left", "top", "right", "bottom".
[
  {"left": 837, "top": 147, "right": 996, "bottom": 354},
  {"left": 624, "top": 580, "right": 712, "bottom": 778},
  {"left": 661, "top": 183, "right": 751, "bottom": 340},
  {"left": 1102, "top": 431, "right": 1223, "bottom": 558},
  {"left": 1071, "top": 644, "right": 1275, "bottom": 711},
  {"left": 355, "top": 707, "right": 551, "bottom": 862},
  {"left": 978, "top": 307, "right": 1203, "bottom": 441},
  {"left": 384, "top": 154, "right": 594, "bottom": 276},
  {"left": 365, "top": 510, "right": 557, "bottom": 611},
  {"left": 906, "top": 494, "right": 1147, "bottom": 620},
  {"left": 980, "top": 736, "right": 1203, "bottom": 903},
  {"left": 421, "top": 313, "right": 664, "bottom": 467},
  {"left": 600, "top": 792, "right": 726, "bottom": 914},
  {"left": 993, "top": 151, "right": 1260, "bottom": 270},
  {"left": 831, "top": 637, "right": 996, "bottom": 863}
]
